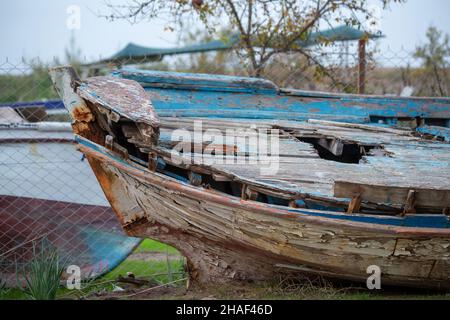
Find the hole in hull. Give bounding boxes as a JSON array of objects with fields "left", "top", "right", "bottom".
[{"left": 297, "top": 137, "right": 379, "bottom": 164}]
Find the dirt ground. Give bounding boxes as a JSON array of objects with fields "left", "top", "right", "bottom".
[
  {"left": 76, "top": 249, "right": 450, "bottom": 301},
  {"left": 86, "top": 272, "right": 450, "bottom": 300},
  {"left": 3, "top": 245, "right": 448, "bottom": 301}
]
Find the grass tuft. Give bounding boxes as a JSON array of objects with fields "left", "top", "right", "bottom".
[{"left": 20, "top": 241, "right": 65, "bottom": 300}]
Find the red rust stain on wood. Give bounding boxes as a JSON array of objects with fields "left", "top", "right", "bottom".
[
  {"left": 71, "top": 105, "right": 94, "bottom": 123},
  {"left": 86, "top": 156, "right": 128, "bottom": 226}
]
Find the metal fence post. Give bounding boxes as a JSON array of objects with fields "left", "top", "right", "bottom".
[{"left": 358, "top": 38, "right": 367, "bottom": 94}]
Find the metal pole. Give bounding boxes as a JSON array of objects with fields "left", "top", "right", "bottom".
[{"left": 358, "top": 38, "right": 367, "bottom": 94}]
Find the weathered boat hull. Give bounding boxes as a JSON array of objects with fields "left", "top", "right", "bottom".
[
  {"left": 48, "top": 66, "right": 450, "bottom": 290},
  {"left": 0, "top": 195, "right": 139, "bottom": 286},
  {"left": 78, "top": 137, "right": 450, "bottom": 289}
]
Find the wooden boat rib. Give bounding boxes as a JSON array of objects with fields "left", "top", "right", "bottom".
[{"left": 50, "top": 66, "right": 450, "bottom": 289}]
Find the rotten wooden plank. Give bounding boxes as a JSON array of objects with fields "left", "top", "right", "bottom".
[
  {"left": 402, "top": 190, "right": 416, "bottom": 216},
  {"left": 347, "top": 194, "right": 362, "bottom": 214},
  {"left": 78, "top": 76, "right": 160, "bottom": 145}
]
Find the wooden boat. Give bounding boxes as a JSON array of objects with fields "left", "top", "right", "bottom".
[
  {"left": 50, "top": 66, "right": 450, "bottom": 289},
  {"left": 0, "top": 110, "right": 140, "bottom": 286}
]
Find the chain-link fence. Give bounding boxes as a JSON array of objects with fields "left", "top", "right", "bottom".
[
  {"left": 0, "top": 45, "right": 449, "bottom": 293},
  {"left": 122, "top": 41, "right": 449, "bottom": 97},
  {"left": 0, "top": 59, "right": 188, "bottom": 292}
]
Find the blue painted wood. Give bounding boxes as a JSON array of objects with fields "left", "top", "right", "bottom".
[
  {"left": 162, "top": 170, "right": 189, "bottom": 183},
  {"left": 5, "top": 71, "right": 449, "bottom": 125},
  {"left": 417, "top": 126, "right": 450, "bottom": 142},
  {"left": 284, "top": 88, "right": 449, "bottom": 104},
  {"left": 115, "top": 70, "right": 450, "bottom": 123},
  {"left": 114, "top": 69, "right": 278, "bottom": 94},
  {"left": 76, "top": 135, "right": 450, "bottom": 229},
  {"left": 285, "top": 206, "right": 450, "bottom": 229},
  {"left": 148, "top": 88, "right": 449, "bottom": 122},
  {"left": 302, "top": 201, "right": 345, "bottom": 213},
  {"left": 0, "top": 99, "right": 64, "bottom": 110},
  {"left": 156, "top": 157, "right": 166, "bottom": 171}
]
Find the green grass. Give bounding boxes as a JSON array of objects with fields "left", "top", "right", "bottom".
[
  {"left": 0, "top": 288, "right": 27, "bottom": 300},
  {"left": 0, "top": 239, "right": 184, "bottom": 300},
  {"left": 134, "top": 239, "right": 180, "bottom": 255},
  {"left": 0, "top": 68, "right": 58, "bottom": 103},
  {"left": 102, "top": 259, "right": 185, "bottom": 284},
  {"left": 104, "top": 239, "right": 184, "bottom": 284},
  {"left": 3, "top": 239, "right": 448, "bottom": 300},
  {"left": 21, "top": 243, "right": 64, "bottom": 300}
]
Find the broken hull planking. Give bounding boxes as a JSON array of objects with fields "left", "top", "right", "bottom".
[
  {"left": 77, "top": 136, "right": 450, "bottom": 289},
  {"left": 48, "top": 66, "right": 450, "bottom": 289}
]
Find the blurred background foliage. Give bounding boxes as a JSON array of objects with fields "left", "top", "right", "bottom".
[{"left": 0, "top": 26, "right": 449, "bottom": 105}]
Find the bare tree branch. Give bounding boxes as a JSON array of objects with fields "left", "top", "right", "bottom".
[{"left": 100, "top": 0, "right": 404, "bottom": 77}]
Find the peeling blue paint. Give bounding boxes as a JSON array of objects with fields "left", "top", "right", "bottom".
[
  {"left": 417, "top": 126, "right": 450, "bottom": 142},
  {"left": 4, "top": 71, "right": 449, "bottom": 129},
  {"left": 114, "top": 70, "right": 450, "bottom": 124},
  {"left": 114, "top": 69, "right": 278, "bottom": 94},
  {"left": 76, "top": 136, "right": 450, "bottom": 230}
]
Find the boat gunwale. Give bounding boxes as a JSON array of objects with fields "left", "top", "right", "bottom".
[
  {"left": 115, "top": 69, "right": 450, "bottom": 102},
  {"left": 76, "top": 135, "right": 450, "bottom": 237}
]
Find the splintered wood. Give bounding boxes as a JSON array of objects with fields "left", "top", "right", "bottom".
[
  {"left": 121, "top": 117, "right": 450, "bottom": 215},
  {"left": 52, "top": 67, "right": 450, "bottom": 289}
]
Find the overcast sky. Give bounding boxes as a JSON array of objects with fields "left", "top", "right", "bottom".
[{"left": 0, "top": 0, "right": 449, "bottom": 64}]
